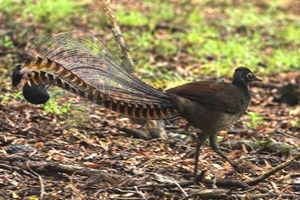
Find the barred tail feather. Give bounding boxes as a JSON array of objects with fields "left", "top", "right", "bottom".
[
  {"left": 12, "top": 32, "right": 180, "bottom": 119},
  {"left": 20, "top": 68, "right": 179, "bottom": 119}
]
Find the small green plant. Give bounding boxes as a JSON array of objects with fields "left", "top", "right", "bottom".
[
  {"left": 13, "top": 91, "right": 23, "bottom": 99},
  {"left": 1, "top": 35, "right": 14, "bottom": 48},
  {"left": 131, "top": 139, "right": 139, "bottom": 148},
  {"left": 247, "top": 111, "right": 264, "bottom": 129},
  {"left": 0, "top": 93, "right": 10, "bottom": 105},
  {"left": 290, "top": 117, "right": 299, "bottom": 127},
  {"left": 1, "top": 90, "right": 23, "bottom": 105},
  {"left": 44, "top": 98, "right": 73, "bottom": 115}
]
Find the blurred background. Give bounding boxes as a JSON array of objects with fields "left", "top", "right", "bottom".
[
  {"left": 1, "top": 0, "right": 299, "bottom": 88},
  {"left": 0, "top": 1, "right": 299, "bottom": 199}
]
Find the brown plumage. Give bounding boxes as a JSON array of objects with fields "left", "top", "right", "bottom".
[{"left": 166, "top": 67, "right": 261, "bottom": 176}]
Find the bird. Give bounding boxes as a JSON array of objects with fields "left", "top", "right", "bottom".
[
  {"left": 166, "top": 67, "right": 261, "bottom": 176},
  {"left": 12, "top": 32, "right": 261, "bottom": 177}
]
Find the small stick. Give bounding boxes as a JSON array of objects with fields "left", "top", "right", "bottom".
[
  {"left": 101, "top": 0, "right": 135, "bottom": 70},
  {"left": 246, "top": 158, "right": 294, "bottom": 186}
]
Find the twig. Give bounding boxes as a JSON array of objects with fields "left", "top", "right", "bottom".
[
  {"left": 276, "top": 130, "right": 300, "bottom": 140},
  {"left": 246, "top": 158, "right": 294, "bottom": 186},
  {"left": 100, "top": 0, "right": 167, "bottom": 140},
  {"left": 174, "top": 181, "right": 188, "bottom": 197},
  {"left": 101, "top": 0, "right": 135, "bottom": 70},
  {"left": 181, "top": 189, "right": 229, "bottom": 200},
  {"left": 26, "top": 161, "right": 45, "bottom": 200},
  {"left": 199, "top": 158, "right": 294, "bottom": 188},
  {"left": 134, "top": 186, "right": 147, "bottom": 200},
  {"left": 68, "top": 172, "right": 85, "bottom": 199},
  {"left": 201, "top": 178, "right": 248, "bottom": 188},
  {"left": 122, "top": 181, "right": 195, "bottom": 190}
]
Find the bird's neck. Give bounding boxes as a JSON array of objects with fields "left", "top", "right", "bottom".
[{"left": 232, "top": 80, "right": 250, "bottom": 98}]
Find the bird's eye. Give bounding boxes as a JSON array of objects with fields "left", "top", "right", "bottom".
[{"left": 246, "top": 73, "right": 253, "bottom": 79}]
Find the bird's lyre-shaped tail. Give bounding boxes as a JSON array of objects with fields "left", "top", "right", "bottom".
[{"left": 12, "top": 32, "right": 180, "bottom": 120}]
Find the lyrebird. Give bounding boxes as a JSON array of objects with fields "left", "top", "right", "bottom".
[{"left": 12, "top": 32, "right": 261, "bottom": 177}]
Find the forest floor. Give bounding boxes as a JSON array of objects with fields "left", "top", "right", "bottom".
[{"left": 0, "top": 0, "right": 300, "bottom": 199}]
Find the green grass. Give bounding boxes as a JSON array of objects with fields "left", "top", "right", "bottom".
[
  {"left": 2, "top": 0, "right": 299, "bottom": 78},
  {"left": 116, "top": 10, "right": 149, "bottom": 27},
  {"left": 1, "top": 0, "right": 299, "bottom": 114},
  {"left": 0, "top": 0, "right": 79, "bottom": 31}
]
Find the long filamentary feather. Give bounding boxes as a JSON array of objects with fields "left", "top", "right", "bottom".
[
  {"left": 25, "top": 32, "right": 173, "bottom": 104},
  {"left": 13, "top": 31, "right": 180, "bottom": 119}
]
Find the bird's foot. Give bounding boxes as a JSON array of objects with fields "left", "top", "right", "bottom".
[{"left": 194, "top": 169, "right": 207, "bottom": 183}]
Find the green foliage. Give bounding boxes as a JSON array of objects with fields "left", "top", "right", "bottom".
[
  {"left": 0, "top": 93, "right": 10, "bottom": 105},
  {"left": 0, "top": 0, "right": 77, "bottom": 29},
  {"left": 131, "top": 139, "right": 139, "bottom": 147},
  {"left": 1, "top": 91, "right": 23, "bottom": 105},
  {"left": 2, "top": 0, "right": 299, "bottom": 80},
  {"left": 246, "top": 111, "right": 265, "bottom": 129},
  {"left": 116, "top": 10, "right": 148, "bottom": 27},
  {"left": 13, "top": 91, "right": 23, "bottom": 99},
  {"left": 0, "top": 0, "right": 21, "bottom": 14},
  {"left": 145, "top": 0, "right": 176, "bottom": 30},
  {"left": 1, "top": 35, "right": 14, "bottom": 48},
  {"left": 290, "top": 117, "right": 299, "bottom": 127},
  {"left": 24, "top": 0, "right": 76, "bottom": 27},
  {"left": 1, "top": 0, "right": 300, "bottom": 100},
  {"left": 44, "top": 98, "right": 72, "bottom": 115},
  {"left": 177, "top": 0, "right": 299, "bottom": 77}
]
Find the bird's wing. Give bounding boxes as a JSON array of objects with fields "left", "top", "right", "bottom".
[{"left": 165, "top": 81, "right": 249, "bottom": 114}]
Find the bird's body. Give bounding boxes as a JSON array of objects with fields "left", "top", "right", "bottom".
[
  {"left": 166, "top": 80, "right": 250, "bottom": 130},
  {"left": 166, "top": 67, "right": 260, "bottom": 176},
  {"left": 12, "top": 32, "right": 261, "bottom": 177}
]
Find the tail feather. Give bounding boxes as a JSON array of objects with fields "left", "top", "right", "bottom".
[
  {"left": 12, "top": 31, "right": 180, "bottom": 119},
  {"left": 23, "top": 69, "right": 179, "bottom": 119},
  {"left": 24, "top": 32, "right": 172, "bottom": 105}
]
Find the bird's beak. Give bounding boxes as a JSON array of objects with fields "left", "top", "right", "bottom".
[{"left": 253, "top": 76, "right": 262, "bottom": 81}]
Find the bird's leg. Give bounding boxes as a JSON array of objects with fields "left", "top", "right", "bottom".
[
  {"left": 194, "top": 132, "right": 211, "bottom": 177},
  {"left": 209, "top": 133, "right": 241, "bottom": 173}
]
